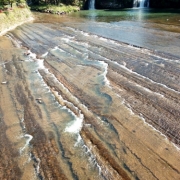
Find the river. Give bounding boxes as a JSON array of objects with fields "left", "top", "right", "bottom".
[{"left": 0, "top": 8, "right": 180, "bottom": 180}]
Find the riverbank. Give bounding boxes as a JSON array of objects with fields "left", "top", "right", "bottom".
[
  {"left": 30, "top": 4, "right": 80, "bottom": 15},
  {"left": 0, "top": 6, "right": 33, "bottom": 36}
]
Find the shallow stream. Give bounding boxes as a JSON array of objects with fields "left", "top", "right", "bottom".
[{"left": 0, "top": 8, "right": 180, "bottom": 180}]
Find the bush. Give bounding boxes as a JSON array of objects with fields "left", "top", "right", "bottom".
[{"left": 4, "top": 10, "right": 9, "bottom": 15}]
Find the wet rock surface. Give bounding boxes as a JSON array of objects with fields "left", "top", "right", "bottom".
[{"left": 0, "top": 12, "right": 180, "bottom": 180}]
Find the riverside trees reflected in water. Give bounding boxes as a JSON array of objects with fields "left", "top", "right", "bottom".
[{"left": 0, "top": 8, "right": 180, "bottom": 180}]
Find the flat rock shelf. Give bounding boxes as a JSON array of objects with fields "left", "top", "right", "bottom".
[{"left": 0, "top": 10, "right": 180, "bottom": 180}]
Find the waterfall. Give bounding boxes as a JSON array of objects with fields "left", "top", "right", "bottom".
[
  {"left": 89, "top": 0, "right": 95, "bottom": 10},
  {"left": 140, "top": 0, "right": 145, "bottom": 7},
  {"left": 133, "top": 0, "right": 149, "bottom": 8}
]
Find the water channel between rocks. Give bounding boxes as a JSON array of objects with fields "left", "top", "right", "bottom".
[{"left": 0, "top": 9, "right": 180, "bottom": 180}]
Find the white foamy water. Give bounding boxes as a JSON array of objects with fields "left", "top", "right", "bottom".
[
  {"left": 28, "top": 51, "right": 38, "bottom": 59},
  {"left": 20, "top": 118, "right": 26, "bottom": 129},
  {"left": 80, "top": 31, "right": 89, "bottom": 36},
  {"left": 36, "top": 158, "right": 41, "bottom": 174},
  {"left": 81, "top": 143, "right": 102, "bottom": 175},
  {"left": 74, "top": 134, "right": 82, "bottom": 147},
  {"left": 147, "top": 51, "right": 180, "bottom": 63},
  {"left": 62, "top": 37, "right": 70, "bottom": 43},
  {"left": 53, "top": 91, "right": 84, "bottom": 134},
  {"left": 20, "top": 134, "right": 33, "bottom": 154},
  {"left": 125, "top": 103, "right": 135, "bottom": 115},
  {"left": 99, "top": 61, "right": 111, "bottom": 87},
  {"left": 51, "top": 46, "right": 59, "bottom": 51},
  {"left": 65, "top": 113, "right": 84, "bottom": 133},
  {"left": 134, "top": 83, "right": 164, "bottom": 98},
  {"left": 66, "top": 27, "right": 90, "bottom": 37},
  {"left": 98, "top": 36, "right": 108, "bottom": 42},
  {"left": 41, "top": 52, "right": 48, "bottom": 57},
  {"left": 37, "top": 59, "right": 45, "bottom": 69}
]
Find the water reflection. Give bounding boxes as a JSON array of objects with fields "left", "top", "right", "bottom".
[
  {"left": 136, "top": 8, "right": 144, "bottom": 21},
  {"left": 86, "top": 10, "right": 98, "bottom": 21},
  {"left": 67, "top": 9, "right": 180, "bottom": 56},
  {"left": 71, "top": 8, "right": 180, "bottom": 25}
]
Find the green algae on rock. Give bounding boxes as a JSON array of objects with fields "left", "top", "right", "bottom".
[{"left": 0, "top": 6, "right": 33, "bottom": 36}]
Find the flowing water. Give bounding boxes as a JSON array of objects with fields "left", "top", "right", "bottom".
[
  {"left": 89, "top": 0, "right": 95, "bottom": 10},
  {"left": 0, "top": 8, "right": 180, "bottom": 180},
  {"left": 140, "top": 0, "right": 145, "bottom": 8},
  {"left": 134, "top": 0, "right": 149, "bottom": 8}
]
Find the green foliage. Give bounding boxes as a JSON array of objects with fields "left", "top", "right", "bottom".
[
  {"left": 0, "top": 0, "right": 26, "bottom": 8},
  {"left": 30, "top": 3, "right": 79, "bottom": 13},
  {"left": 4, "top": 9, "right": 9, "bottom": 14},
  {"left": 1, "top": 0, "right": 180, "bottom": 9},
  {"left": 29, "top": 0, "right": 82, "bottom": 6}
]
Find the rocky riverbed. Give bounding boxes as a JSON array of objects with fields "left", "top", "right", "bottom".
[{"left": 0, "top": 11, "right": 180, "bottom": 180}]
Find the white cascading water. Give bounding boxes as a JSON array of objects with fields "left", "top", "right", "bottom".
[
  {"left": 134, "top": 0, "right": 149, "bottom": 8},
  {"left": 140, "top": 0, "right": 145, "bottom": 7},
  {"left": 89, "top": 0, "right": 95, "bottom": 9}
]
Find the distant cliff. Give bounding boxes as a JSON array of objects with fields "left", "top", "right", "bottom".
[
  {"left": 83, "top": 0, "right": 133, "bottom": 9},
  {"left": 95, "top": 0, "right": 133, "bottom": 9},
  {"left": 84, "top": 0, "right": 180, "bottom": 9},
  {"left": 150, "top": 0, "right": 180, "bottom": 8}
]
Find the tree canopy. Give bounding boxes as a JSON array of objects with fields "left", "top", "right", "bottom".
[
  {"left": 1, "top": 0, "right": 180, "bottom": 11},
  {"left": 0, "top": 0, "right": 82, "bottom": 8},
  {"left": 27, "top": 0, "right": 83, "bottom": 6}
]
